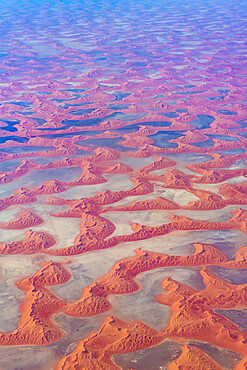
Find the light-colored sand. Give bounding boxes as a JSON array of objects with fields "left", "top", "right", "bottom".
[
  {"left": 54, "top": 173, "right": 134, "bottom": 200},
  {"left": 158, "top": 188, "right": 198, "bottom": 207},
  {"left": 0, "top": 166, "right": 82, "bottom": 198},
  {"left": 110, "top": 266, "right": 205, "bottom": 331},
  {"left": 113, "top": 340, "right": 181, "bottom": 370},
  {"left": 102, "top": 192, "right": 157, "bottom": 208},
  {"left": 175, "top": 205, "right": 247, "bottom": 222},
  {"left": 104, "top": 210, "right": 172, "bottom": 237},
  {"left": 121, "top": 156, "right": 155, "bottom": 170},
  {"left": 0, "top": 255, "right": 42, "bottom": 332},
  {"left": 27, "top": 203, "right": 81, "bottom": 249},
  {"left": 193, "top": 175, "right": 247, "bottom": 193}
]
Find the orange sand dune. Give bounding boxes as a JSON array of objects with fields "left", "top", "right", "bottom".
[
  {"left": 220, "top": 182, "right": 247, "bottom": 203},
  {"left": 2, "top": 162, "right": 247, "bottom": 257},
  {"left": 0, "top": 155, "right": 137, "bottom": 211},
  {"left": 0, "top": 250, "right": 168, "bottom": 346},
  {"left": 148, "top": 168, "right": 196, "bottom": 188},
  {"left": 188, "top": 152, "right": 247, "bottom": 173},
  {"left": 0, "top": 207, "right": 43, "bottom": 229},
  {"left": 183, "top": 186, "right": 247, "bottom": 210},
  {"left": 38, "top": 156, "right": 82, "bottom": 171},
  {"left": 136, "top": 156, "right": 176, "bottom": 174},
  {"left": 55, "top": 316, "right": 163, "bottom": 370},
  {"left": 100, "top": 208, "right": 247, "bottom": 255},
  {"left": 185, "top": 189, "right": 227, "bottom": 210},
  {"left": 120, "top": 104, "right": 146, "bottom": 114},
  {"left": 61, "top": 163, "right": 107, "bottom": 186},
  {"left": 120, "top": 134, "right": 154, "bottom": 147},
  {"left": 103, "top": 196, "right": 179, "bottom": 212},
  {"left": 1, "top": 241, "right": 245, "bottom": 363},
  {"left": 92, "top": 147, "right": 122, "bottom": 161},
  {"left": 17, "top": 260, "right": 71, "bottom": 291},
  {"left": 158, "top": 268, "right": 247, "bottom": 356},
  {"left": 0, "top": 136, "right": 244, "bottom": 188},
  {"left": 0, "top": 187, "right": 38, "bottom": 212},
  {"left": 103, "top": 185, "right": 244, "bottom": 212},
  {"left": 0, "top": 178, "right": 69, "bottom": 211},
  {"left": 126, "top": 144, "right": 166, "bottom": 158},
  {"left": 168, "top": 345, "right": 223, "bottom": 370},
  {"left": 0, "top": 261, "right": 70, "bottom": 345},
  {"left": 104, "top": 162, "right": 134, "bottom": 174},
  {"left": 194, "top": 168, "right": 247, "bottom": 183},
  {"left": 0, "top": 230, "right": 56, "bottom": 255},
  {"left": 1, "top": 242, "right": 243, "bottom": 346},
  {"left": 235, "top": 356, "right": 247, "bottom": 370},
  {"left": 48, "top": 177, "right": 154, "bottom": 218},
  {"left": 0, "top": 261, "right": 110, "bottom": 345},
  {"left": 137, "top": 125, "right": 160, "bottom": 136},
  {"left": 49, "top": 198, "right": 100, "bottom": 218},
  {"left": 90, "top": 131, "right": 121, "bottom": 139},
  {"left": 171, "top": 138, "right": 245, "bottom": 154},
  {"left": 44, "top": 206, "right": 247, "bottom": 256},
  {"left": 170, "top": 130, "right": 209, "bottom": 145},
  {"left": 1, "top": 77, "right": 247, "bottom": 370},
  {"left": 75, "top": 211, "right": 116, "bottom": 242},
  {"left": 33, "top": 179, "right": 67, "bottom": 194},
  {"left": 0, "top": 160, "right": 37, "bottom": 185}
]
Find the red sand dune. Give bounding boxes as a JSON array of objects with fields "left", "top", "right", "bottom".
[
  {"left": 1, "top": 241, "right": 246, "bottom": 347},
  {"left": 137, "top": 156, "right": 176, "bottom": 174},
  {"left": 220, "top": 182, "right": 247, "bottom": 202},
  {"left": 158, "top": 268, "right": 247, "bottom": 356},
  {"left": 148, "top": 168, "right": 196, "bottom": 188},
  {"left": 3, "top": 181, "right": 247, "bottom": 256},
  {"left": 0, "top": 160, "right": 37, "bottom": 185},
  {"left": 55, "top": 316, "right": 163, "bottom": 370},
  {"left": 0, "top": 25, "right": 247, "bottom": 369},
  {"left": 168, "top": 345, "right": 223, "bottom": 370},
  {"left": 188, "top": 153, "right": 247, "bottom": 173},
  {"left": 120, "top": 133, "right": 155, "bottom": 147},
  {"left": 235, "top": 356, "right": 247, "bottom": 370},
  {"left": 0, "top": 230, "right": 56, "bottom": 255},
  {"left": 194, "top": 168, "right": 247, "bottom": 184},
  {"left": 61, "top": 163, "right": 107, "bottom": 186},
  {"left": 104, "top": 162, "right": 134, "bottom": 174},
  {"left": 0, "top": 207, "right": 43, "bottom": 229},
  {"left": 33, "top": 179, "right": 67, "bottom": 194},
  {"left": 102, "top": 196, "right": 180, "bottom": 212},
  {"left": 170, "top": 130, "right": 209, "bottom": 145},
  {"left": 0, "top": 241, "right": 246, "bottom": 368},
  {"left": 0, "top": 187, "right": 38, "bottom": 212}
]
